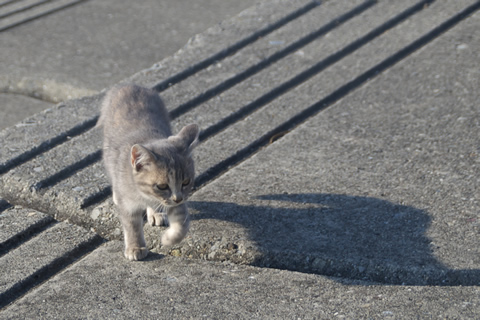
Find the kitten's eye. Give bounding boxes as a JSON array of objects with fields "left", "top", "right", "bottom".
[
  {"left": 182, "top": 179, "right": 190, "bottom": 186},
  {"left": 154, "top": 184, "right": 169, "bottom": 191}
]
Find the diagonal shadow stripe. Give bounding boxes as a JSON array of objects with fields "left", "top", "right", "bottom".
[
  {"left": 194, "top": 0, "right": 480, "bottom": 188},
  {"left": 0, "top": 1, "right": 319, "bottom": 176},
  {"left": 152, "top": 0, "right": 321, "bottom": 93},
  {"left": 0, "top": 218, "right": 56, "bottom": 258},
  {"left": 31, "top": 149, "right": 103, "bottom": 191},
  {"left": 81, "top": 0, "right": 439, "bottom": 207},
  {"left": 0, "top": 0, "right": 53, "bottom": 19},
  {"left": 81, "top": 185, "right": 111, "bottom": 209},
  {"left": 199, "top": 0, "right": 434, "bottom": 142},
  {"left": 0, "top": 233, "right": 104, "bottom": 309},
  {"left": 0, "top": 0, "right": 21, "bottom": 8},
  {"left": 0, "top": 0, "right": 88, "bottom": 32},
  {"left": 0, "top": 116, "right": 98, "bottom": 175},
  {"left": 168, "top": 0, "right": 377, "bottom": 119},
  {"left": 40, "top": 0, "right": 480, "bottom": 208},
  {"left": 32, "top": 0, "right": 377, "bottom": 195}
]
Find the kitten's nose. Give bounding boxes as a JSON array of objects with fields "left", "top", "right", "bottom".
[{"left": 172, "top": 195, "right": 183, "bottom": 203}]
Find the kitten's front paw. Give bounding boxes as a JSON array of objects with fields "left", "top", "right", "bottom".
[
  {"left": 124, "top": 247, "right": 149, "bottom": 261},
  {"left": 146, "top": 207, "right": 168, "bottom": 226},
  {"left": 161, "top": 226, "right": 188, "bottom": 247}
]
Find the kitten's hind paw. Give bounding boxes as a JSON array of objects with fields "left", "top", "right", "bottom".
[
  {"left": 146, "top": 207, "right": 168, "bottom": 226},
  {"left": 124, "top": 247, "right": 149, "bottom": 261}
]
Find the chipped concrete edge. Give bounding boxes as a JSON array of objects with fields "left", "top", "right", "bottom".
[{"left": 0, "top": 75, "right": 98, "bottom": 103}]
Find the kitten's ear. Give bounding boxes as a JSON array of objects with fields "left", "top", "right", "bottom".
[
  {"left": 168, "top": 124, "right": 199, "bottom": 154},
  {"left": 131, "top": 144, "right": 156, "bottom": 171}
]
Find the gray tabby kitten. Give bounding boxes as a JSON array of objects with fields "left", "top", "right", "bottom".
[{"left": 98, "top": 84, "right": 199, "bottom": 261}]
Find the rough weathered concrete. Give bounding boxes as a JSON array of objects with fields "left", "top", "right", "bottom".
[
  {"left": 0, "top": 1, "right": 478, "bottom": 285},
  {"left": 2, "top": 241, "right": 480, "bottom": 319},
  {"left": 184, "top": 6, "right": 480, "bottom": 284},
  {"left": 0, "top": 0, "right": 479, "bottom": 317},
  {"left": 148, "top": 0, "right": 370, "bottom": 113},
  {"left": 188, "top": 0, "right": 477, "bottom": 175},
  {"left": 0, "top": 205, "right": 54, "bottom": 249},
  {"left": 0, "top": 93, "right": 102, "bottom": 169},
  {"left": 0, "top": 206, "right": 102, "bottom": 307},
  {"left": 0, "top": 0, "right": 323, "bottom": 237},
  {"left": 0, "top": 94, "right": 53, "bottom": 131},
  {"left": 1, "top": 0, "right": 472, "bottom": 232},
  {"left": 0, "top": 0, "right": 256, "bottom": 157},
  {"left": 126, "top": 0, "right": 318, "bottom": 90},
  {"left": 0, "top": 0, "right": 257, "bottom": 93},
  {"left": 0, "top": 0, "right": 311, "bottom": 170}
]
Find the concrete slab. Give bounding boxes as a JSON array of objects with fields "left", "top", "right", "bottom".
[
  {"left": 0, "top": 0, "right": 330, "bottom": 236},
  {"left": 0, "top": 206, "right": 102, "bottom": 308},
  {"left": 0, "top": 0, "right": 478, "bottom": 288},
  {"left": 185, "top": 6, "right": 480, "bottom": 285},
  {"left": 189, "top": 0, "right": 476, "bottom": 176},
  {"left": 3, "top": 0, "right": 476, "bottom": 238},
  {"left": 127, "top": 0, "right": 318, "bottom": 90},
  {"left": 0, "top": 205, "right": 54, "bottom": 252},
  {"left": 0, "top": 93, "right": 53, "bottom": 131},
  {"left": 0, "top": 0, "right": 256, "bottom": 163},
  {"left": 0, "top": 0, "right": 257, "bottom": 93},
  {"left": 0, "top": 0, "right": 479, "bottom": 316},
  {"left": 0, "top": 0, "right": 318, "bottom": 206},
  {"left": 0, "top": 93, "right": 102, "bottom": 171},
  {"left": 1, "top": 240, "right": 479, "bottom": 319},
  {"left": 151, "top": 0, "right": 370, "bottom": 113}
]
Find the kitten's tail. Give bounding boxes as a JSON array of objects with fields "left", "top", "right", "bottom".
[{"left": 95, "top": 87, "right": 115, "bottom": 129}]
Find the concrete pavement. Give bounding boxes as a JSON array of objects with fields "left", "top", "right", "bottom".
[
  {"left": 1, "top": 0, "right": 479, "bottom": 318},
  {"left": 4, "top": 240, "right": 480, "bottom": 319},
  {"left": 0, "top": 0, "right": 255, "bottom": 130}
]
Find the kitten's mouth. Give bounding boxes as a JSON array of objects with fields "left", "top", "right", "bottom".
[
  {"left": 161, "top": 200, "right": 184, "bottom": 208},
  {"left": 167, "top": 201, "right": 184, "bottom": 207}
]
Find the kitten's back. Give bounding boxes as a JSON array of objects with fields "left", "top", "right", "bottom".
[{"left": 99, "top": 84, "right": 172, "bottom": 145}]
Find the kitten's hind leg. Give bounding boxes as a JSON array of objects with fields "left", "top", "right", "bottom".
[
  {"left": 120, "top": 210, "right": 149, "bottom": 261},
  {"left": 146, "top": 207, "right": 168, "bottom": 226},
  {"left": 162, "top": 204, "right": 190, "bottom": 246}
]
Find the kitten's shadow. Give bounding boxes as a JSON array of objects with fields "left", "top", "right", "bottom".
[
  {"left": 189, "top": 193, "right": 480, "bottom": 286},
  {"left": 143, "top": 252, "right": 164, "bottom": 262}
]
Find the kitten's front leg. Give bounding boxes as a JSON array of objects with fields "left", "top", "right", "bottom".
[
  {"left": 120, "top": 209, "right": 149, "bottom": 261},
  {"left": 146, "top": 207, "right": 168, "bottom": 226},
  {"left": 162, "top": 204, "right": 190, "bottom": 246}
]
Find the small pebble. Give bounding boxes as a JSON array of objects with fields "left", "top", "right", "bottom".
[{"left": 91, "top": 208, "right": 101, "bottom": 220}]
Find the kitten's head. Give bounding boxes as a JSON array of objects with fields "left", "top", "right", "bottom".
[{"left": 130, "top": 124, "right": 199, "bottom": 207}]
